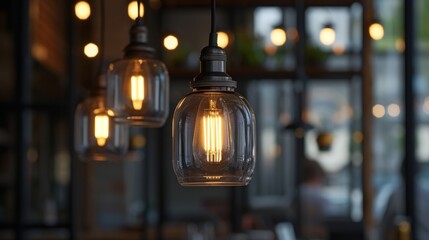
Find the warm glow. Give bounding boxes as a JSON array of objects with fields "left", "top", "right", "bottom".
[
  {"left": 84, "top": 43, "right": 98, "bottom": 58},
  {"left": 203, "top": 100, "right": 223, "bottom": 163},
  {"left": 372, "top": 104, "right": 385, "bottom": 118},
  {"left": 352, "top": 131, "right": 363, "bottom": 144},
  {"left": 94, "top": 114, "right": 109, "bottom": 146},
  {"left": 128, "top": 1, "right": 144, "bottom": 20},
  {"left": 395, "top": 38, "right": 405, "bottom": 52},
  {"left": 131, "top": 75, "right": 144, "bottom": 110},
  {"left": 387, "top": 104, "right": 401, "bottom": 117},
  {"left": 163, "top": 35, "right": 179, "bottom": 50},
  {"left": 287, "top": 27, "right": 299, "bottom": 42},
  {"left": 264, "top": 44, "right": 277, "bottom": 56},
  {"left": 332, "top": 43, "right": 346, "bottom": 55},
  {"left": 75, "top": 1, "right": 91, "bottom": 20},
  {"left": 217, "top": 31, "right": 229, "bottom": 49},
  {"left": 319, "top": 26, "right": 336, "bottom": 46},
  {"left": 270, "top": 28, "right": 287, "bottom": 46},
  {"left": 369, "top": 22, "right": 384, "bottom": 40}
]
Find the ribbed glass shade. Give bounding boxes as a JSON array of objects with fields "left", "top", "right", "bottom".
[
  {"left": 106, "top": 58, "right": 169, "bottom": 127},
  {"left": 75, "top": 95, "right": 129, "bottom": 161},
  {"left": 172, "top": 90, "right": 256, "bottom": 186}
]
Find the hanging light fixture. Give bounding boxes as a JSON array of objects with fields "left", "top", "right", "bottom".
[
  {"left": 319, "top": 23, "right": 336, "bottom": 46},
  {"left": 106, "top": 0, "right": 169, "bottom": 127},
  {"left": 172, "top": 0, "right": 256, "bottom": 186},
  {"left": 75, "top": 0, "right": 129, "bottom": 161},
  {"left": 270, "top": 25, "right": 287, "bottom": 47},
  {"left": 270, "top": 10, "right": 287, "bottom": 47},
  {"left": 369, "top": 19, "right": 384, "bottom": 41}
]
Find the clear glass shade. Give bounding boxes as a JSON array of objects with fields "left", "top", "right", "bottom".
[
  {"left": 172, "top": 90, "right": 256, "bottom": 186},
  {"left": 75, "top": 95, "right": 129, "bottom": 161},
  {"left": 106, "top": 57, "right": 169, "bottom": 127}
]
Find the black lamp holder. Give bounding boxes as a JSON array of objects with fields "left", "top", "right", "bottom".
[
  {"left": 124, "top": 0, "right": 155, "bottom": 58},
  {"left": 191, "top": 0, "right": 237, "bottom": 90}
]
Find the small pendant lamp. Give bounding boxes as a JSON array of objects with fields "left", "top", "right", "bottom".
[
  {"left": 319, "top": 23, "right": 336, "bottom": 46},
  {"left": 106, "top": 0, "right": 169, "bottom": 127},
  {"left": 74, "top": 76, "right": 129, "bottom": 161},
  {"left": 172, "top": 0, "right": 256, "bottom": 186},
  {"left": 75, "top": 0, "right": 129, "bottom": 161}
]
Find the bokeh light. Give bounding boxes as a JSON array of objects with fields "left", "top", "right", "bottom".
[
  {"left": 372, "top": 104, "right": 385, "bottom": 118},
  {"left": 163, "top": 35, "right": 179, "bottom": 50},
  {"left": 84, "top": 43, "right": 99, "bottom": 58},
  {"left": 75, "top": 1, "right": 91, "bottom": 20},
  {"left": 128, "top": 1, "right": 144, "bottom": 20},
  {"left": 319, "top": 25, "right": 336, "bottom": 46},
  {"left": 387, "top": 103, "right": 400, "bottom": 117},
  {"left": 369, "top": 22, "right": 384, "bottom": 40},
  {"left": 217, "top": 31, "right": 230, "bottom": 49},
  {"left": 270, "top": 28, "right": 287, "bottom": 46}
]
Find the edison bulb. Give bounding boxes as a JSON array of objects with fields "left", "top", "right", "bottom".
[
  {"left": 128, "top": 1, "right": 144, "bottom": 20},
  {"left": 192, "top": 97, "right": 232, "bottom": 168},
  {"left": 369, "top": 22, "right": 384, "bottom": 40},
  {"left": 217, "top": 32, "right": 229, "bottom": 49},
  {"left": 94, "top": 114, "right": 109, "bottom": 146},
  {"left": 130, "top": 75, "right": 144, "bottom": 110},
  {"left": 270, "top": 28, "right": 287, "bottom": 46},
  {"left": 319, "top": 25, "right": 335, "bottom": 46},
  {"left": 198, "top": 100, "right": 229, "bottom": 164}
]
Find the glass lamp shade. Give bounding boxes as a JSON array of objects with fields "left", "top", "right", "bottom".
[
  {"left": 172, "top": 90, "right": 256, "bottom": 186},
  {"left": 75, "top": 94, "right": 129, "bottom": 161},
  {"left": 106, "top": 58, "right": 169, "bottom": 127}
]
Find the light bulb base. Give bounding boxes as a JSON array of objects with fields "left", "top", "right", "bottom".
[
  {"left": 124, "top": 17, "right": 155, "bottom": 58},
  {"left": 191, "top": 46, "right": 237, "bottom": 89}
]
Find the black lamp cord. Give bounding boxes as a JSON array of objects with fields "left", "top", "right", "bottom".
[{"left": 208, "top": 0, "right": 218, "bottom": 47}]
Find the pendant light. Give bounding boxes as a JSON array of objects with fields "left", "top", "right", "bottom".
[
  {"left": 270, "top": 25, "right": 287, "bottom": 47},
  {"left": 369, "top": 19, "right": 384, "bottom": 41},
  {"left": 270, "top": 10, "right": 287, "bottom": 47},
  {"left": 106, "top": 0, "right": 169, "bottom": 127},
  {"left": 319, "top": 23, "right": 336, "bottom": 46},
  {"left": 75, "top": 0, "right": 129, "bottom": 161},
  {"left": 172, "top": 0, "right": 256, "bottom": 186}
]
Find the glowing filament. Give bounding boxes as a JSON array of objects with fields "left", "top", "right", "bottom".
[
  {"left": 94, "top": 114, "right": 109, "bottom": 146},
  {"left": 203, "top": 100, "right": 223, "bottom": 163},
  {"left": 131, "top": 75, "right": 144, "bottom": 110}
]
